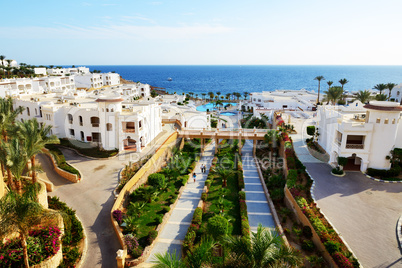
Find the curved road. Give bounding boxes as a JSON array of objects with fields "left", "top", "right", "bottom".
[
  {"left": 37, "top": 125, "right": 175, "bottom": 268},
  {"left": 291, "top": 116, "right": 402, "bottom": 268}
]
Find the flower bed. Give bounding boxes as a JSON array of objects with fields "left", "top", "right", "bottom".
[
  {"left": 48, "top": 196, "right": 84, "bottom": 268},
  {"left": 59, "top": 138, "right": 118, "bottom": 158},
  {"left": 284, "top": 144, "right": 359, "bottom": 267},
  {"left": 0, "top": 226, "right": 61, "bottom": 267}
]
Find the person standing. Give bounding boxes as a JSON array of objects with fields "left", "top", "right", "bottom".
[{"left": 193, "top": 172, "right": 196, "bottom": 183}]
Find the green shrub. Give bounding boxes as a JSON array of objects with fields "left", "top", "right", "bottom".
[
  {"left": 332, "top": 252, "right": 354, "bottom": 268},
  {"left": 162, "top": 206, "right": 170, "bottom": 214},
  {"left": 183, "top": 230, "right": 196, "bottom": 253},
  {"left": 286, "top": 169, "right": 298, "bottom": 188},
  {"left": 311, "top": 217, "right": 327, "bottom": 235},
  {"left": 307, "top": 126, "right": 315, "bottom": 136},
  {"left": 267, "top": 174, "right": 285, "bottom": 189},
  {"left": 207, "top": 215, "right": 229, "bottom": 240},
  {"left": 147, "top": 230, "right": 158, "bottom": 245},
  {"left": 201, "top": 192, "right": 207, "bottom": 201},
  {"left": 180, "top": 175, "right": 189, "bottom": 186},
  {"left": 205, "top": 179, "right": 211, "bottom": 188},
  {"left": 301, "top": 239, "right": 315, "bottom": 251},
  {"left": 241, "top": 217, "right": 250, "bottom": 237},
  {"left": 302, "top": 225, "right": 313, "bottom": 239},
  {"left": 296, "top": 197, "right": 308, "bottom": 208},
  {"left": 332, "top": 167, "right": 344, "bottom": 175},
  {"left": 324, "top": 240, "right": 341, "bottom": 254},
  {"left": 367, "top": 166, "right": 401, "bottom": 178},
  {"left": 155, "top": 215, "right": 163, "bottom": 225},
  {"left": 337, "top": 157, "right": 348, "bottom": 167},
  {"left": 148, "top": 173, "right": 166, "bottom": 188},
  {"left": 238, "top": 191, "right": 246, "bottom": 200},
  {"left": 270, "top": 188, "right": 284, "bottom": 201},
  {"left": 192, "top": 207, "right": 203, "bottom": 225}
]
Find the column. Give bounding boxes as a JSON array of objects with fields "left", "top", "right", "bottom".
[
  {"left": 253, "top": 139, "right": 257, "bottom": 155},
  {"left": 201, "top": 138, "right": 204, "bottom": 153}
]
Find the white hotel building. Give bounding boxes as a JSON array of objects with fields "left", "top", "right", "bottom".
[{"left": 317, "top": 100, "right": 402, "bottom": 171}]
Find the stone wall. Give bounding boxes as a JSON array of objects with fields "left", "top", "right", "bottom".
[
  {"left": 111, "top": 132, "right": 180, "bottom": 257},
  {"left": 41, "top": 148, "right": 81, "bottom": 183}
]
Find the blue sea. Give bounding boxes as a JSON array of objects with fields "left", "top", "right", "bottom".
[{"left": 83, "top": 65, "right": 402, "bottom": 96}]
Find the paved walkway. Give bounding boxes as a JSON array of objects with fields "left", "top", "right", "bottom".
[
  {"left": 290, "top": 121, "right": 402, "bottom": 268},
  {"left": 37, "top": 125, "right": 176, "bottom": 268},
  {"left": 144, "top": 142, "right": 216, "bottom": 264},
  {"left": 242, "top": 140, "right": 275, "bottom": 232}
]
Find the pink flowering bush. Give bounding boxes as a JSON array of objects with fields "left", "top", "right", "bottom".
[{"left": 0, "top": 225, "right": 61, "bottom": 267}]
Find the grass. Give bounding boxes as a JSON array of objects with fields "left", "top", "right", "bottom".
[
  {"left": 59, "top": 138, "right": 118, "bottom": 158},
  {"left": 204, "top": 172, "right": 241, "bottom": 236}
]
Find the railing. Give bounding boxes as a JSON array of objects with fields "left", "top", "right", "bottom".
[
  {"left": 335, "top": 139, "right": 341, "bottom": 146},
  {"left": 92, "top": 123, "right": 99, "bottom": 128},
  {"left": 124, "top": 129, "right": 135, "bottom": 133},
  {"left": 345, "top": 144, "right": 364, "bottom": 149}
]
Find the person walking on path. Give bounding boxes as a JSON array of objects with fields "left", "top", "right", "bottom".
[
  {"left": 193, "top": 172, "right": 196, "bottom": 182},
  {"left": 201, "top": 164, "right": 205, "bottom": 173}
]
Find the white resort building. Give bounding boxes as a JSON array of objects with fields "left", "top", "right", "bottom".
[
  {"left": 317, "top": 101, "right": 402, "bottom": 171},
  {"left": 0, "top": 67, "right": 210, "bottom": 152},
  {"left": 247, "top": 89, "right": 320, "bottom": 112}
]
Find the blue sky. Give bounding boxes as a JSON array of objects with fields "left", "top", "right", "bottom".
[{"left": 2, "top": 0, "right": 402, "bottom": 65}]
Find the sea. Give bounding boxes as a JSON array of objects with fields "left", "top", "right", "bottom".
[{"left": 82, "top": 65, "right": 402, "bottom": 96}]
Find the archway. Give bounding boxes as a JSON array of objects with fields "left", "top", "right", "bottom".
[
  {"left": 343, "top": 153, "right": 362, "bottom": 171},
  {"left": 123, "top": 137, "right": 137, "bottom": 151}
]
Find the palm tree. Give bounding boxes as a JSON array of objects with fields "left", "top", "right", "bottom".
[
  {"left": 16, "top": 119, "right": 59, "bottom": 183},
  {"left": 354, "top": 90, "right": 372, "bottom": 104},
  {"left": 386, "top": 83, "right": 397, "bottom": 100},
  {"left": 185, "top": 236, "right": 216, "bottom": 268},
  {"left": 226, "top": 93, "right": 231, "bottom": 100},
  {"left": 208, "top": 92, "right": 214, "bottom": 101},
  {"left": 324, "top": 86, "right": 343, "bottom": 105},
  {"left": 5, "top": 138, "right": 28, "bottom": 194},
  {"left": 152, "top": 250, "right": 185, "bottom": 268},
  {"left": 373, "top": 83, "right": 387, "bottom": 95},
  {"left": 6, "top": 59, "right": 13, "bottom": 68},
  {"left": 314, "top": 76, "right": 325, "bottom": 105},
  {"left": 375, "top": 94, "right": 388, "bottom": 101},
  {"left": 201, "top": 93, "right": 206, "bottom": 102},
  {"left": 216, "top": 91, "right": 221, "bottom": 100},
  {"left": 235, "top": 92, "right": 242, "bottom": 101},
  {"left": 214, "top": 166, "right": 234, "bottom": 187},
  {"left": 264, "top": 130, "right": 279, "bottom": 154},
  {"left": 338, "top": 78, "right": 349, "bottom": 90},
  {"left": 189, "top": 92, "right": 194, "bottom": 99},
  {"left": 225, "top": 224, "right": 302, "bottom": 268},
  {"left": 0, "top": 185, "right": 59, "bottom": 268},
  {"left": 327, "top": 81, "right": 333, "bottom": 89},
  {"left": 0, "top": 55, "right": 5, "bottom": 66},
  {"left": 243, "top": 91, "right": 250, "bottom": 100}
]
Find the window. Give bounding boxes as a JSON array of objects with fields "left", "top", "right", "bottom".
[
  {"left": 139, "top": 121, "right": 142, "bottom": 128},
  {"left": 39, "top": 107, "right": 42, "bottom": 117},
  {"left": 376, "top": 118, "right": 381, "bottom": 123},
  {"left": 111, "top": 108, "right": 114, "bottom": 112},
  {"left": 397, "top": 91, "right": 400, "bottom": 96},
  {"left": 106, "top": 108, "right": 109, "bottom": 112},
  {"left": 384, "top": 119, "right": 389, "bottom": 124},
  {"left": 80, "top": 131, "right": 84, "bottom": 141},
  {"left": 35, "top": 108, "right": 37, "bottom": 115},
  {"left": 79, "top": 116, "right": 83, "bottom": 126},
  {"left": 107, "top": 123, "right": 113, "bottom": 131},
  {"left": 392, "top": 119, "right": 396, "bottom": 124},
  {"left": 69, "top": 129, "right": 75, "bottom": 136},
  {"left": 68, "top": 114, "right": 73, "bottom": 124},
  {"left": 27, "top": 107, "right": 30, "bottom": 116},
  {"left": 90, "top": 117, "right": 100, "bottom": 127}
]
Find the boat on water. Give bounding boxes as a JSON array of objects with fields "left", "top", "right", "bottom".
[{"left": 167, "top": 77, "right": 172, "bottom": 81}]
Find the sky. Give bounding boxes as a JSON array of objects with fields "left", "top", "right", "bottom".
[{"left": 2, "top": 0, "right": 402, "bottom": 65}]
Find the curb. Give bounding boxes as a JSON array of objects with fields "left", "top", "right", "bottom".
[
  {"left": 397, "top": 215, "right": 402, "bottom": 254},
  {"left": 304, "top": 160, "right": 363, "bottom": 267},
  {"left": 57, "top": 145, "right": 119, "bottom": 160},
  {"left": 331, "top": 171, "right": 346, "bottom": 177},
  {"left": 363, "top": 173, "right": 402, "bottom": 184},
  {"left": 75, "top": 214, "right": 88, "bottom": 268}
]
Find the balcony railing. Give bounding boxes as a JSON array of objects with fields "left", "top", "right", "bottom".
[
  {"left": 92, "top": 123, "right": 99, "bottom": 128},
  {"left": 335, "top": 139, "right": 341, "bottom": 146},
  {"left": 124, "top": 129, "right": 135, "bottom": 133},
  {"left": 345, "top": 144, "right": 364, "bottom": 149}
]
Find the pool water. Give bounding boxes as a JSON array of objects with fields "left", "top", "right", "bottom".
[
  {"left": 196, "top": 102, "right": 237, "bottom": 112},
  {"left": 220, "top": 112, "right": 237, "bottom": 116}
]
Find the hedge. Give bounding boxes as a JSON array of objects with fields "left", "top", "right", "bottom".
[
  {"left": 367, "top": 165, "right": 401, "bottom": 178},
  {"left": 148, "top": 173, "right": 166, "bottom": 188},
  {"left": 45, "top": 144, "right": 81, "bottom": 177}
]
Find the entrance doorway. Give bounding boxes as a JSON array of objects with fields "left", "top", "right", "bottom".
[
  {"left": 343, "top": 154, "right": 361, "bottom": 171},
  {"left": 124, "top": 138, "right": 137, "bottom": 151}
]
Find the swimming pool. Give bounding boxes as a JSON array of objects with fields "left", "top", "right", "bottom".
[
  {"left": 220, "top": 112, "right": 237, "bottom": 116},
  {"left": 196, "top": 102, "right": 237, "bottom": 112}
]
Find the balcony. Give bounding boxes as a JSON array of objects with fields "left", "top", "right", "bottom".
[
  {"left": 124, "top": 128, "right": 135, "bottom": 133},
  {"left": 345, "top": 144, "right": 364, "bottom": 149}
]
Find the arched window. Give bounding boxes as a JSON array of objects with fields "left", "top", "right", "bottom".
[
  {"left": 27, "top": 107, "right": 30, "bottom": 116},
  {"left": 106, "top": 108, "right": 109, "bottom": 112},
  {"left": 107, "top": 123, "right": 113, "bottom": 131},
  {"left": 111, "top": 108, "right": 114, "bottom": 112},
  {"left": 68, "top": 114, "right": 73, "bottom": 124},
  {"left": 79, "top": 116, "right": 83, "bottom": 126}
]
